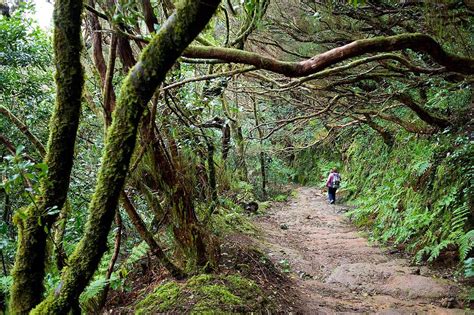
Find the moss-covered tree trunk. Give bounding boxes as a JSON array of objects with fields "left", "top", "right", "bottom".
[
  {"left": 395, "top": 92, "right": 451, "bottom": 129},
  {"left": 363, "top": 115, "right": 394, "bottom": 147},
  {"left": 30, "top": 1, "right": 221, "bottom": 313},
  {"left": 9, "top": 0, "right": 84, "bottom": 312}
]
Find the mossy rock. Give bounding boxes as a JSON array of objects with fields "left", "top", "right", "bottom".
[{"left": 134, "top": 273, "right": 269, "bottom": 314}]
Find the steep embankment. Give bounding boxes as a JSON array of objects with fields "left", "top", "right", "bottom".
[{"left": 255, "top": 187, "right": 466, "bottom": 313}]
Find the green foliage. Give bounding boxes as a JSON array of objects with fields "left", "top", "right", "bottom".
[
  {"left": 1, "top": 146, "right": 47, "bottom": 197},
  {"left": 0, "top": 3, "right": 53, "bottom": 148},
  {"left": 348, "top": 0, "right": 366, "bottom": 6},
  {"left": 273, "top": 194, "right": 288, "bottom": 202},
  {"left": 465, "top": 258, "right": 474, "bottom": 302},
  {"left": 278, "top": 259, "right": 291, "bottom": 273},
  {"left": 0, "top": 275, "right": 12, "bottom": 299},
  {"left": 0, "top": 4, "right": 51, "bottom": 67},
  {"left": 465, "top": 258, "right": 474, "bottom": 278},
  {"left": 345, "top": 129, "right": 473, "bottom": 264},
  {"left": 459, "top": 230, "right": 474, "bottom": 261},
  {"left": 79, "top": 276, "right": 108, "bottom": 309},
  {"left": 206, "top": 198, "right": 256, "bottom": 236}
]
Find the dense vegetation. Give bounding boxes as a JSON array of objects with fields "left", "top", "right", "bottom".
[{"left": 1, "top": 0, "right": 473, "bottom": 313}]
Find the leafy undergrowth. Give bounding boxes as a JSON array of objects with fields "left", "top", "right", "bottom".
[
  {"left": 344, "top": 130, "right": 473, "bottom": 267},
  {"left": 104, "top": 234, "right": 301, "bottom": 313}
]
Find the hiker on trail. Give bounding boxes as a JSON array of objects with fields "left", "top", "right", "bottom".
[{"left": 326, "top": 168, "right": 341, "bottom": 204}]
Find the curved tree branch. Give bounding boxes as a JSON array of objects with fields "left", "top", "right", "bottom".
[{"left": 184, "top": 33, "right": 474, "bottom": 76}]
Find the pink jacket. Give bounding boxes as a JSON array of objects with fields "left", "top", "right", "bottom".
[{"left": 326, "top": 172, "right": 340, "bottom": 188}]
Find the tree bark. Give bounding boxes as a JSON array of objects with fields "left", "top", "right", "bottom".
[
  {"left": 362, "top": 115, "right": 394, "bottom": 147},
  {"left": 31, "top": 1, "right": 221, "bottom": 313},
  {"left": 252, "top": 98, "right": 267, "bottom": 199},
  {"left": 395, "top": 93, "right": 451, "bottom": 129},
  {"left": 121, "top": 191, "right": 183, "bottom": 278},
  {"left": 221, "top": 123, "right": 231, "bottom": 161},
  {"left": 142, "top": 0, "right": 158, "bottom": 33},
  {"left": 183, "top": 33, "right": 474, "bottom": 75},
  {"left": 103, "top": 34, "right": 118, "bottom": 125},
  {"left": 231, "top": 122, "right": 249, "bottom": 182}
]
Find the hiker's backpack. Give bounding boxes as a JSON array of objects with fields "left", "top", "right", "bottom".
[{"left": 331, "top": 173, "right": 341, "bottom": 188}]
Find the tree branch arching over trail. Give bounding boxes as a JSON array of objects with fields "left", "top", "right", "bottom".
[
  {"left": 30, "top": 0, "right": 221, "bottom": 313},
  {"left": 183, "top": 33, "right": 474, "bottom": 76}
]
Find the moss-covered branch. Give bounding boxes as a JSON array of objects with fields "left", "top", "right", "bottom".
[
  {"left": 183, "top": 33, "right": 474, "bottom": 76},
  {"left": 31, "top": 1, "right": 221, "bottom": 313},
  {"left": 162, "top": 66, "right": 255, "bottom": 91},
  {"left": 9, "top": 0, "right": 84, "bottom": 312}
]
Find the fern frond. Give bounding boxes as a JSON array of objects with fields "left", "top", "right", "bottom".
[
  {"left": 459, "top": 230, "right": 474, "bottom": 261},
  {"left": 79, "top": 277, "right": 108, "bottom": 303},
  {"left": 124, "top": 241, "right": 150, "bottom": 267},
  {"left": 427, "top": 239, "right": 453, "bottom": 262}
]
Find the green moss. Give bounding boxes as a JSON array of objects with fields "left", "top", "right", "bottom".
[
  {"left": 192, "top": 285, "right": 242, "bottom": 312},
  {"left": 9, "top": 0, "right": 84, "bottom": 312},
  {"left": 135, "top": 282, "right": 181, "bottom": 315},
  {"left": 133, "top": 274, "right": 267, "bottom": 314},
  {"left": 186, "top": 274, "right": 213, "bottom": 287}
]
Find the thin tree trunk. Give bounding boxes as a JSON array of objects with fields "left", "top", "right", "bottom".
[
  {"left": 252, "top": 98, "right": 267, "bottom": 199},
  {"left": 103, "top": 34, "right": 118, "bottom": 126},
  {"left": 121, "top": 192, "right": 183, "bottom": 278},
  {"left": 231, "top": 122, "right": 249, "bottom": 182},
  {"left": 207, "top": 142, "right": 218, "bottom": 215},
  {"left": 0, "top": 106, "right": 46, "bottom": 157},
  {"left": 97, "top": 212, "right": 122, "bottom": 309},
  {"left": 53, "top": 202, "right": 70, "bottom": 271},
  {"left": 88, "top": 0, "right": 107, "bottom": 87},
  {"left": 142, "top": 0, "right": 158, "bottom": 33},
  {"left": 221, "top": 123, "right": 231, "bottom": 161}
]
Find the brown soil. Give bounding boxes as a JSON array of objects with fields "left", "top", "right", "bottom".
[{"left": 254, "top": 187, "right": 467, "bottom": 314}]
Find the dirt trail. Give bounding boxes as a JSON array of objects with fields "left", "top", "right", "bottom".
[{"left": 255, "top": 187, "right": 466, "bottom": 314}]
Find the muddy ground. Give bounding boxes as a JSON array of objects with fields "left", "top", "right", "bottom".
[{"left": 254, "top": 187, "right": 467, "bottom": 314}]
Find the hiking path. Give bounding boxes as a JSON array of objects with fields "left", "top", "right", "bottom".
[{"left": 254, "top": 187, "right": 466, "bottom": 314}]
